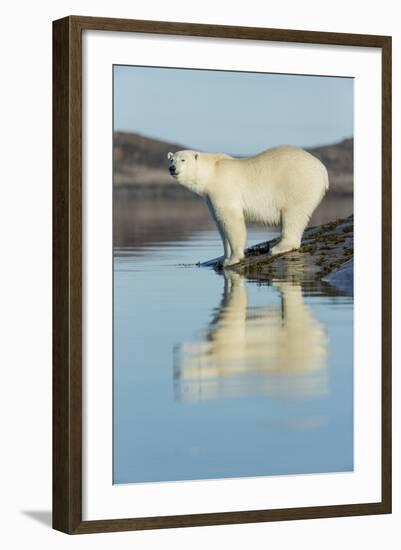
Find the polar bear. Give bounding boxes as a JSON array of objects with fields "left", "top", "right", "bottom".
[{"left": 167, "top": 146, "right": 329, "bottom": 266}]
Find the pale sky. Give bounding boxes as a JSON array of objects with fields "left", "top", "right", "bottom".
[{"left": 114, "top": 65, "right": 353, "bottom": 156}]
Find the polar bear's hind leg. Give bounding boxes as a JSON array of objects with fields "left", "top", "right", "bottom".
[{"left": 270, "top": 208, "right": 309, "bottom": 256}]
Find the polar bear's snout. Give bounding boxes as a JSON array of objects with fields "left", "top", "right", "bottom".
[{"left": 167, "top": 152, "right": 178, "bottom": 176}]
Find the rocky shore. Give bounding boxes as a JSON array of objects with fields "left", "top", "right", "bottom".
[{"left": 201, "top": 215, "right": 354, "bottom": 294}]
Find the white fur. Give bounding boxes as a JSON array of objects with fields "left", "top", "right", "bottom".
[{"left": 168, "top": 146, "right": 329, "bottom": 266}]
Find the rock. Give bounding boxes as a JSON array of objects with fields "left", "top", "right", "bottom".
[
  {"left": 322, "top": 259, "right": 353, "bottom": 294},
  {"left": 201, "top": 215, "right": 354, "bottom": 294}
]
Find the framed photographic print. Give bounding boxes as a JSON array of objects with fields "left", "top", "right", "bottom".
[{"left": 53, "top": 16, "right": 392, "bottom": 534}]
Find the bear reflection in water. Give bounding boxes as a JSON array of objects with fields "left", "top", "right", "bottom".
[{"left": 174, "top": 271, "right": 328, "bottom": 401}]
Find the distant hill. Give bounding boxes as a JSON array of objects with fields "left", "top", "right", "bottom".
[
  {"left": 113, "top": 131, "right": 353, "bottom": 195},
  {"left": 113, "top": 132, "right": 185, "bottom": 187}
]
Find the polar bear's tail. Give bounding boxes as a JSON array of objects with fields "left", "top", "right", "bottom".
[
  {"left": 324, "top": 168, "right": 330, "bottom": 191},
  {"left": 314, "top": 164, "right": 330, "bottom": 210},
  {"left": 319, "top": 163, "right": 330, "bottom": 197}
]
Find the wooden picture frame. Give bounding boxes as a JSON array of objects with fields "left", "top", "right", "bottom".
[{"left": 53, "top": 15, "right": 392, "bottom": 534}]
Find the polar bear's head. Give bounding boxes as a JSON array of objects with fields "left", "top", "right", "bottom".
[{"left": 167, "top": 150, "right": 205, "bottom": 196}]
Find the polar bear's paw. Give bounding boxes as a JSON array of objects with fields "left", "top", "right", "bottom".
[
  {"left": 223, "top": 256, "right": 244, "bottom": 267},
  {"left": 270, "top": 241, "right": 299, "bottom": 256}
]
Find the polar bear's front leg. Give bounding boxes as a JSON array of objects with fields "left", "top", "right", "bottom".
[
  {"left": 206, "top": 197, "right": 231, "bottom": 260},
  {"left": 205, "top": 197, "right": 231, "bottom": 261},
  {"left": 215, "top": 219, "right": 231, "bottom": 260},
  {"left": 216, "top": 205, "right": 246, "bottom": 267}
]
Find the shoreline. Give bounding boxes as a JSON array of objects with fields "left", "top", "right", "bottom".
[{"left": 201, "top": 215, "right": 354, "bottom": 295}]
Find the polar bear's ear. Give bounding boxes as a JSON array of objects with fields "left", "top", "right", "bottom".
[
  {"left": 167, "top": 152, "right": 173, "bottom": 160},
  {"left": 194, "top": 153, "right": 198, "bottom": 160}
]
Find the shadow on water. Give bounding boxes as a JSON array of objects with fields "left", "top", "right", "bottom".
[{"left": 174, "top": 271, "right": 329, "bottom": 402}]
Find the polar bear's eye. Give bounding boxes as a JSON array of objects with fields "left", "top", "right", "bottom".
[{"left": 181, "top": 159, "right": 185, "bottom": 162}]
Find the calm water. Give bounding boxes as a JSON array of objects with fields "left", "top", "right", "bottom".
[{"left": 113, "top": 201, "right": 353, "bottom": 484}]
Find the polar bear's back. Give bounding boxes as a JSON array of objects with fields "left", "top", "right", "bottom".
[
  {"left": 230, "top": 146, "right": 327, "bottom": 187},
  {"left": 214, "top": 146, "right": 329, "bottom": 225}
]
